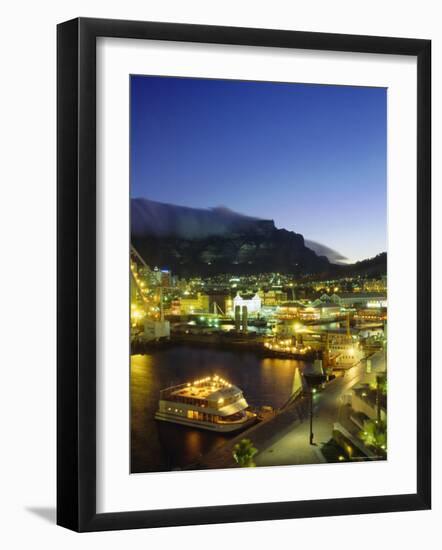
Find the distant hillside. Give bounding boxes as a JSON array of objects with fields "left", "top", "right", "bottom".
[
  {"left": 303, "top": 252, "right": 387, "bottom": 281},
  {"left": 336, "top": 252, "right": 387, "bottom": 277}
]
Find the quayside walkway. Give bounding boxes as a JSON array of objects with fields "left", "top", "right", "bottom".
[
  {"left": 193, "top": 396, "right": 312, "bottom": 469},
  {"left": 193, "top": 351, "right": 385, "bottom": 470}
]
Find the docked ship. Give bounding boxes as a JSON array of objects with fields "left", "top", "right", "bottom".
[
  {"left": 325, "top": 314, "right": 364, "bottom": 370},
  {"left": 327, "top": 334, "right": 364, "bottom": 369},
  {"left": 155, "top": 375, "right": 256, "bottom": 432}
]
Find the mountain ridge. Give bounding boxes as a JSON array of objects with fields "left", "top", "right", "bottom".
[{"left": 131, "top": 198, "right": 385, "bottom": 278}]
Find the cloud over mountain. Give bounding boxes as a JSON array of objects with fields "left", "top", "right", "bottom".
[{"left": 131, "top": 198, "right": 329, "bottom": 277}]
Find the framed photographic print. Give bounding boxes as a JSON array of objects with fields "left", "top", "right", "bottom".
[{"left": 57, "top": 17, "right": 431, "bottom": 531}]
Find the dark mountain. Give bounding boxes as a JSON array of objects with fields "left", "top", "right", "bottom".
[
  {"left": 131, "top": 198, "right": 330, "bottom": 277},
  {"left": 331, "top": 252, "right": 387, "bottom": 278},
  {"left": 300, "top": 252, "right": 387, "bottom": 282}
]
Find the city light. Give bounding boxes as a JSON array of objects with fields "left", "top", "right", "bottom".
[{"left": 130, "top": 244, "right": 387, "bottom": 469}]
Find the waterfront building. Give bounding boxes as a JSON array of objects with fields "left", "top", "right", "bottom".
[
  {"left": 299, "top": 303, "right": 342, "bottom": 321},
  {"left": 298, "top": 305, "right": 320, "bottom": 321},
  {"left": 259, "top": 289, "right": 288, "bottom": 306},
  {"left": 180, "top": 293, "right": 210, "bottom": 314},
  {"left": 313, "top": 291, "right": 387, "bottom": 308},
  {"left": 233, "top": 292, "right": 262, "bottom": 315},
  {"left": 312, "top": 303, "right": 342, "bottom": 319},
  {"left": 354, "top": 307, "right": 387, "bottom": 322},
  {"left": 333, "top": 292, "right": 387, "bottom": 308},
  {"left": 277, "top": 302, "right": 300, "bottom": 319},
  {"left": 170, "top": 299, "right": 181, "bottom": 316},
  {"left": 277, "top": 301, "right": 336, "bottom": 321}
]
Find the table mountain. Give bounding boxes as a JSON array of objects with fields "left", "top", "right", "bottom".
[{"left": 131, "top": 198, "right": 330, "bottom": 277}]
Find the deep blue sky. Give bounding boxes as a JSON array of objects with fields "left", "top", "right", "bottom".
[{"left": 130, "top": 76, "right": 386, "bottom": 263}]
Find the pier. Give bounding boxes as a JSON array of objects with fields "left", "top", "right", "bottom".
[{"left": 131, "top": 333, "right": 317, "bottom": 360}]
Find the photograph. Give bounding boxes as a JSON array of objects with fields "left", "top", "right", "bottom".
[
  {"left": 129, "top": 75, "right": 388, "bottom": 473},
  {"left": 0, "top": 0, "right": 434, "bottom": 542}
]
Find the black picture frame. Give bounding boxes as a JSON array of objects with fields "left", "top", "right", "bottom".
[{"left": 57, "top": 17, "right": 431, "bottom": 532}]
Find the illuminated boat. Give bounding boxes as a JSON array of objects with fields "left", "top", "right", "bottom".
[{"left": 154, "top": 375, "right": 256, "bottom": 432}]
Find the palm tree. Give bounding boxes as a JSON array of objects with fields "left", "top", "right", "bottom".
[
  {"left": 359, "top": 419, "right": 387, "bottom": 453},
  {"left": 233, "top": 438, "right": 258, "bottom": 467}
]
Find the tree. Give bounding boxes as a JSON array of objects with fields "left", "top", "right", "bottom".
[
  {"left": 378, "top": 376, "right": 387, "bottom": 395},
  {"left": 359, "top": 419, "right": 387, "bottom": 452},
  {"left": 233, "top": 438, "right": 258, "bottom": 467},
  {"left": 370, "top": 375, "right": 387, "bottom": 395}
]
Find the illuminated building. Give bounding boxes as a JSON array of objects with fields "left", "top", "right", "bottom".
[
  {"left": 233, "top": 292, "right": 262, "bottom": 315},
  {"left": 170, "top": 299, "right": 181, "bottom": 316},
  {"left": 333, "top": 292, "right": 387, "bottom": 308},
  {"left": 180, "top": 293, "right": 210, "bottom": 314},
  {"left": 130, "top": 303, "right": 146, "bottom": 328},
  {"left": 315, "top": 303, "right": 342, "bottom": 319},
  {"left": 298, "top": 306, "right": 320, "bottom": 321},
  {"left": 363, "top": 276, "right": 387, "bottom": 293},
  {"left": 277, "top": 302, "right": 300, "bottom": 319},
  {"left": 152, "top": 266, "right": 162, "bottom": 285},
  {"left": 160, "top": 269, "right": 172, "bottom": 287},
  {"left": 260, "top": 289, "right": 287, "bottom": 306},
  {"left": 298, "top": 303, "right": 342, "bottom": 322},
  {"left": 354, "top": 307, "right": 387, "bottom": 322}
]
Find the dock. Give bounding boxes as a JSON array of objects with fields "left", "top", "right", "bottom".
[
  {"left": 190, "top": 394, "right": 310, "bottom": 470},
  {"left": 131, "top": 333, "right": 316, "bottom": 361}
]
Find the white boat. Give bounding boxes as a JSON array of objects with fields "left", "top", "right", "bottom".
[{"left": 155, "top": 375, "right": 256, "bottom": 432}]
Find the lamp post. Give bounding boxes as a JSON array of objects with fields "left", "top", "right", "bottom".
[{"left": 309, "top": 387, "right": 316, "bottom": 445}]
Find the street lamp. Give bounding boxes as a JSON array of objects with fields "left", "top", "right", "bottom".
[{"left": 309, "top": 387, "right": 317, "bottom": 445}]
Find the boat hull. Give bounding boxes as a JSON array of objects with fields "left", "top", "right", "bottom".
[{"left": 154, "top": 411, "right": 256, "bottom": 433}]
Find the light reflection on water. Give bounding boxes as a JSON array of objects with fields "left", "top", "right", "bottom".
[{"left": 130, "top": 346, "right": 308, "bottom": 473}]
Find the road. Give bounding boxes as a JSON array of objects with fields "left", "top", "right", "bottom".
[{"left": 255, "top": 350, "right": 386, "bottom": 466}]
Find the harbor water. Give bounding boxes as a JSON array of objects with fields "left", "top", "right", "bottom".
[{"left": 130, "top": 346, "right": 309, "bottom": 473}]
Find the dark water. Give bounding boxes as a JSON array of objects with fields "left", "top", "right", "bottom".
[{"left": 130, "top": 346, "right": 308, "bottom": 473}]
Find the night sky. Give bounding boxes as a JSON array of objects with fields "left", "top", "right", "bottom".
[{"left": 130, "top": 75, "right": 386, "bottom": 263}]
